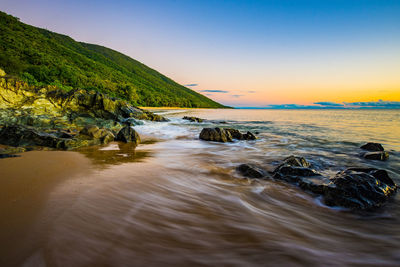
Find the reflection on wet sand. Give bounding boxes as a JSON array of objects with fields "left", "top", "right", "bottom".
[{"left": 74, "top": 142, "right": 152, "bottom": 167}]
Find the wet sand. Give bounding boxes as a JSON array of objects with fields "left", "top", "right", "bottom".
[{"left": 0, "top": 151, "right": 93, "bottom": 265}]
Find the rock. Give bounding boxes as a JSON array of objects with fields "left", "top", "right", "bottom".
[
  {"left": 0, "top": 76, "right": 167, "bottom": 128},
  {"left": 235, "top": 155, "right": 398, "bottom": 210},
  {"left": 116, "top": 126, "right": 140, "bottom": 145},
  {"left": 361, "top": 142, "right": 384, "bottom": 151},
  {"left": 183, "top": 116, "right": 204, "bottom": 123},
  {"left": 0, "top": 124, "right": 64, "bottom": 148},
  {"left": 199, "top": 127, "right": 232, "bottom": 142},
  {"left": 236, "top": 164, "right": 266, "bottom": 178},
  {"left": 280, "top": 155, "right": 311, "bottom": 168},
  {"left": 79, "top": 125, "right": 115, "bottom": 144},
  {"left": 199, "top": 128, "right": 256, "bottom": 142},
  {"left": 57, "top": 131, "right": 74, "bottom": 139},
  {"left": 244, "top": 131, "right": 256, "bottom": 140},
  {"left": 0, "top": 153, "right": 20, "bottom": 159},
  {"left": 272, "top": 156, "right": 320, "bottom": 183},
  {"left": 80, "top": 125, "right": 101, "bottom": 138},
  {"left": 363, "top": 151, "right": 389, "bottom": 161},
  {"left": 121, "top": 117, "right": 144, "bottom": 126},
  {"left": 298, "top": 177, "right": 328, "bottom": 195},
  {"left": 225, "top": 128, "right": 256, "bottom": 140},
  {"left": 324, "top": 168, "right": 397, "bottom": 210}
]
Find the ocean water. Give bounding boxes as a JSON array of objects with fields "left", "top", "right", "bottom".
[{"left": 1, "top": 109, "right": 399, "bottom": 266}]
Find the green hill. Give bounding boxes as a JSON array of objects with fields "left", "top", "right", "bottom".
[{"left": 0, "top": 11, "right": 225, "bottom": 108}]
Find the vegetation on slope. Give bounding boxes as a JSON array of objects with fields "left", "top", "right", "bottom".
[{"left": 0, "top": 11, "right": 225, "bottom": 108}]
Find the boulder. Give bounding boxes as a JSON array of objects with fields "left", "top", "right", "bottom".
[
  {"left": 80, "top": 125, "right": 101, "bottom": 138},
  {"left": 199, "top": 127, "right": 232, "bottom": 142},
  {"left": 116, "top": 126, "right": 140, "bottom": 145},
  {"left": 236, "top": 164, "right": 266, "bottom": 178},
  {"left": 361, "top": 142, "right": 384, "bottom": 151},
  {"left": 0, "top": 124, "right": 64, "bottom": 148},
  {"left": 183, "top": 116, "right": 204, "bottom": 123},
  {"left": 363, "top": 151, "right": 389, "bottom": 161},
  {"left": 225, "top": 128, "right": 256, "bottom": 140},
  {"left": 272, "top": 156, "right": 321, "bottom": 184},
  {"left": 324, "top": 168, "right": 397, "bottom": 210},
  {"left": 280, "top": 155, "right": 311, "bottom": 168},
  {"left": 79, "top": 125, "right": 115, "bottom": 144}
]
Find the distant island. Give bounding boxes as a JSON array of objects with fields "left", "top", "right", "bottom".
[{"left": 0, "top": 11, "right": 225, "bottom": 108}]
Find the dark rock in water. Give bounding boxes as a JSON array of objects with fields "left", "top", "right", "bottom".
[
  {"left": 183, "top": 116, "right": 204, "bottom": 123},
  {"left": 225, "top": 128, "right": 257, "bottom": 140},
  {"left": 199, "top": 128, "right": 232, "bottom": 142},
  {"left": 324, "top": 168, "right": 397, "bottom": 210},
  {"left": 116, "top": 126, "right": 140, "bottom": 145},
  {"left": 274, "top": 166, "right": 319, "bottom": 177},
  {"left": 298, "top": 177, "right": 328, "bottom": 195},
  {"left": 363, "top": 151, "right": 389, "bottom": 161},
  {"left": 361, "top": 142, "right": 384, "bottom": 151},
  {"left": 280, "top": 155, "right": 311, "bottom": 168},
  {"left": 236, "top": 164, "right": 266, "bottom": 178},
  {"left": 235, "top": 155, "right": 397, "bottom": 210},
  {"left": 272, "top": 156, "right": 321, "bottom": 184}
]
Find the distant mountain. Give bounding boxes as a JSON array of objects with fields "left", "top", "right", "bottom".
[{"left": 0, "top": 11, "right": 225, "bottom": 108}]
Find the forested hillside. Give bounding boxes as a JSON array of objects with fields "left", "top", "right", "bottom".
[{"left": 0, "top": 11, "right": 225, "bottom": 108}]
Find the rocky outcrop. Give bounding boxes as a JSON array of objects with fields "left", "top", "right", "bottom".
[
  {"left": 0, "top": 124, "right": 116, "bottom": 150},
  {"left": 116, "top": 126, "right": 140, "bottom": 145},
  {"left": 0, "top": 71, "right": 165, "bottom": 151},
  {"left": 183, "top": 116, "right": 204, "bottom": 123},
  {"left": 0, "top": 75, "right": 166, "bottom": 124},
  {"left": 236, "top": 156, "right": 398, "bottom": 210},
  {"left": 0, "top": 124, "right": 66, "bottom": 148},
  {"left": 199, "top": 127, "right": 256, "bottom": 142},
  {"left": 199, "top": 128, "right": 232, "bottom": 142}
]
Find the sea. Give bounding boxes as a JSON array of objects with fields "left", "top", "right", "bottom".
[{"left": 0, "top": 109, "right": 399, "bottom": 266}]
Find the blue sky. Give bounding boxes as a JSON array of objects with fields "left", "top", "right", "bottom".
[{"left": 1, "top": 0, "right": 399, "bottom": 107}]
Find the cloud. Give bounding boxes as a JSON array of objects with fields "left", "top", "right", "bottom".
[
  {"left": 314, "top": 101, "right": 345, "bottom": 107},
  {"left": 344, "top": 100, "right": 400, "bottom": 108},
  {"left": 184, "top": 83, "right": 198, "bottom": 87},
  {"left": 247, "top": 91, "right": 256, "bottom": 93},
  {"left": 263, "top": 100, "right": 400, "bottom": 109},
  {"left": 200, "top": 90, "right": 229, "bottom": 93},
  {"left": 231, "top": 94, "right": 243, "bottom": 98},
  {"left": 264, "top": 104, "right": 315, "bottom": 109}
]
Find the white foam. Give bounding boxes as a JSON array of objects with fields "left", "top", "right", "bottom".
[{"left": 134, "top": 119, "right": 197, "bottom": 140}]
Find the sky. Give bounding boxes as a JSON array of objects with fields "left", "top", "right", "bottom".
[{"left": 1, "top": 0, "right": 400, "bottom": 107}]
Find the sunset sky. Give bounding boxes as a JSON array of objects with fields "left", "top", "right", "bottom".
[{"left": 1, "top": 0, "right": 399, "bottom": 107}]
